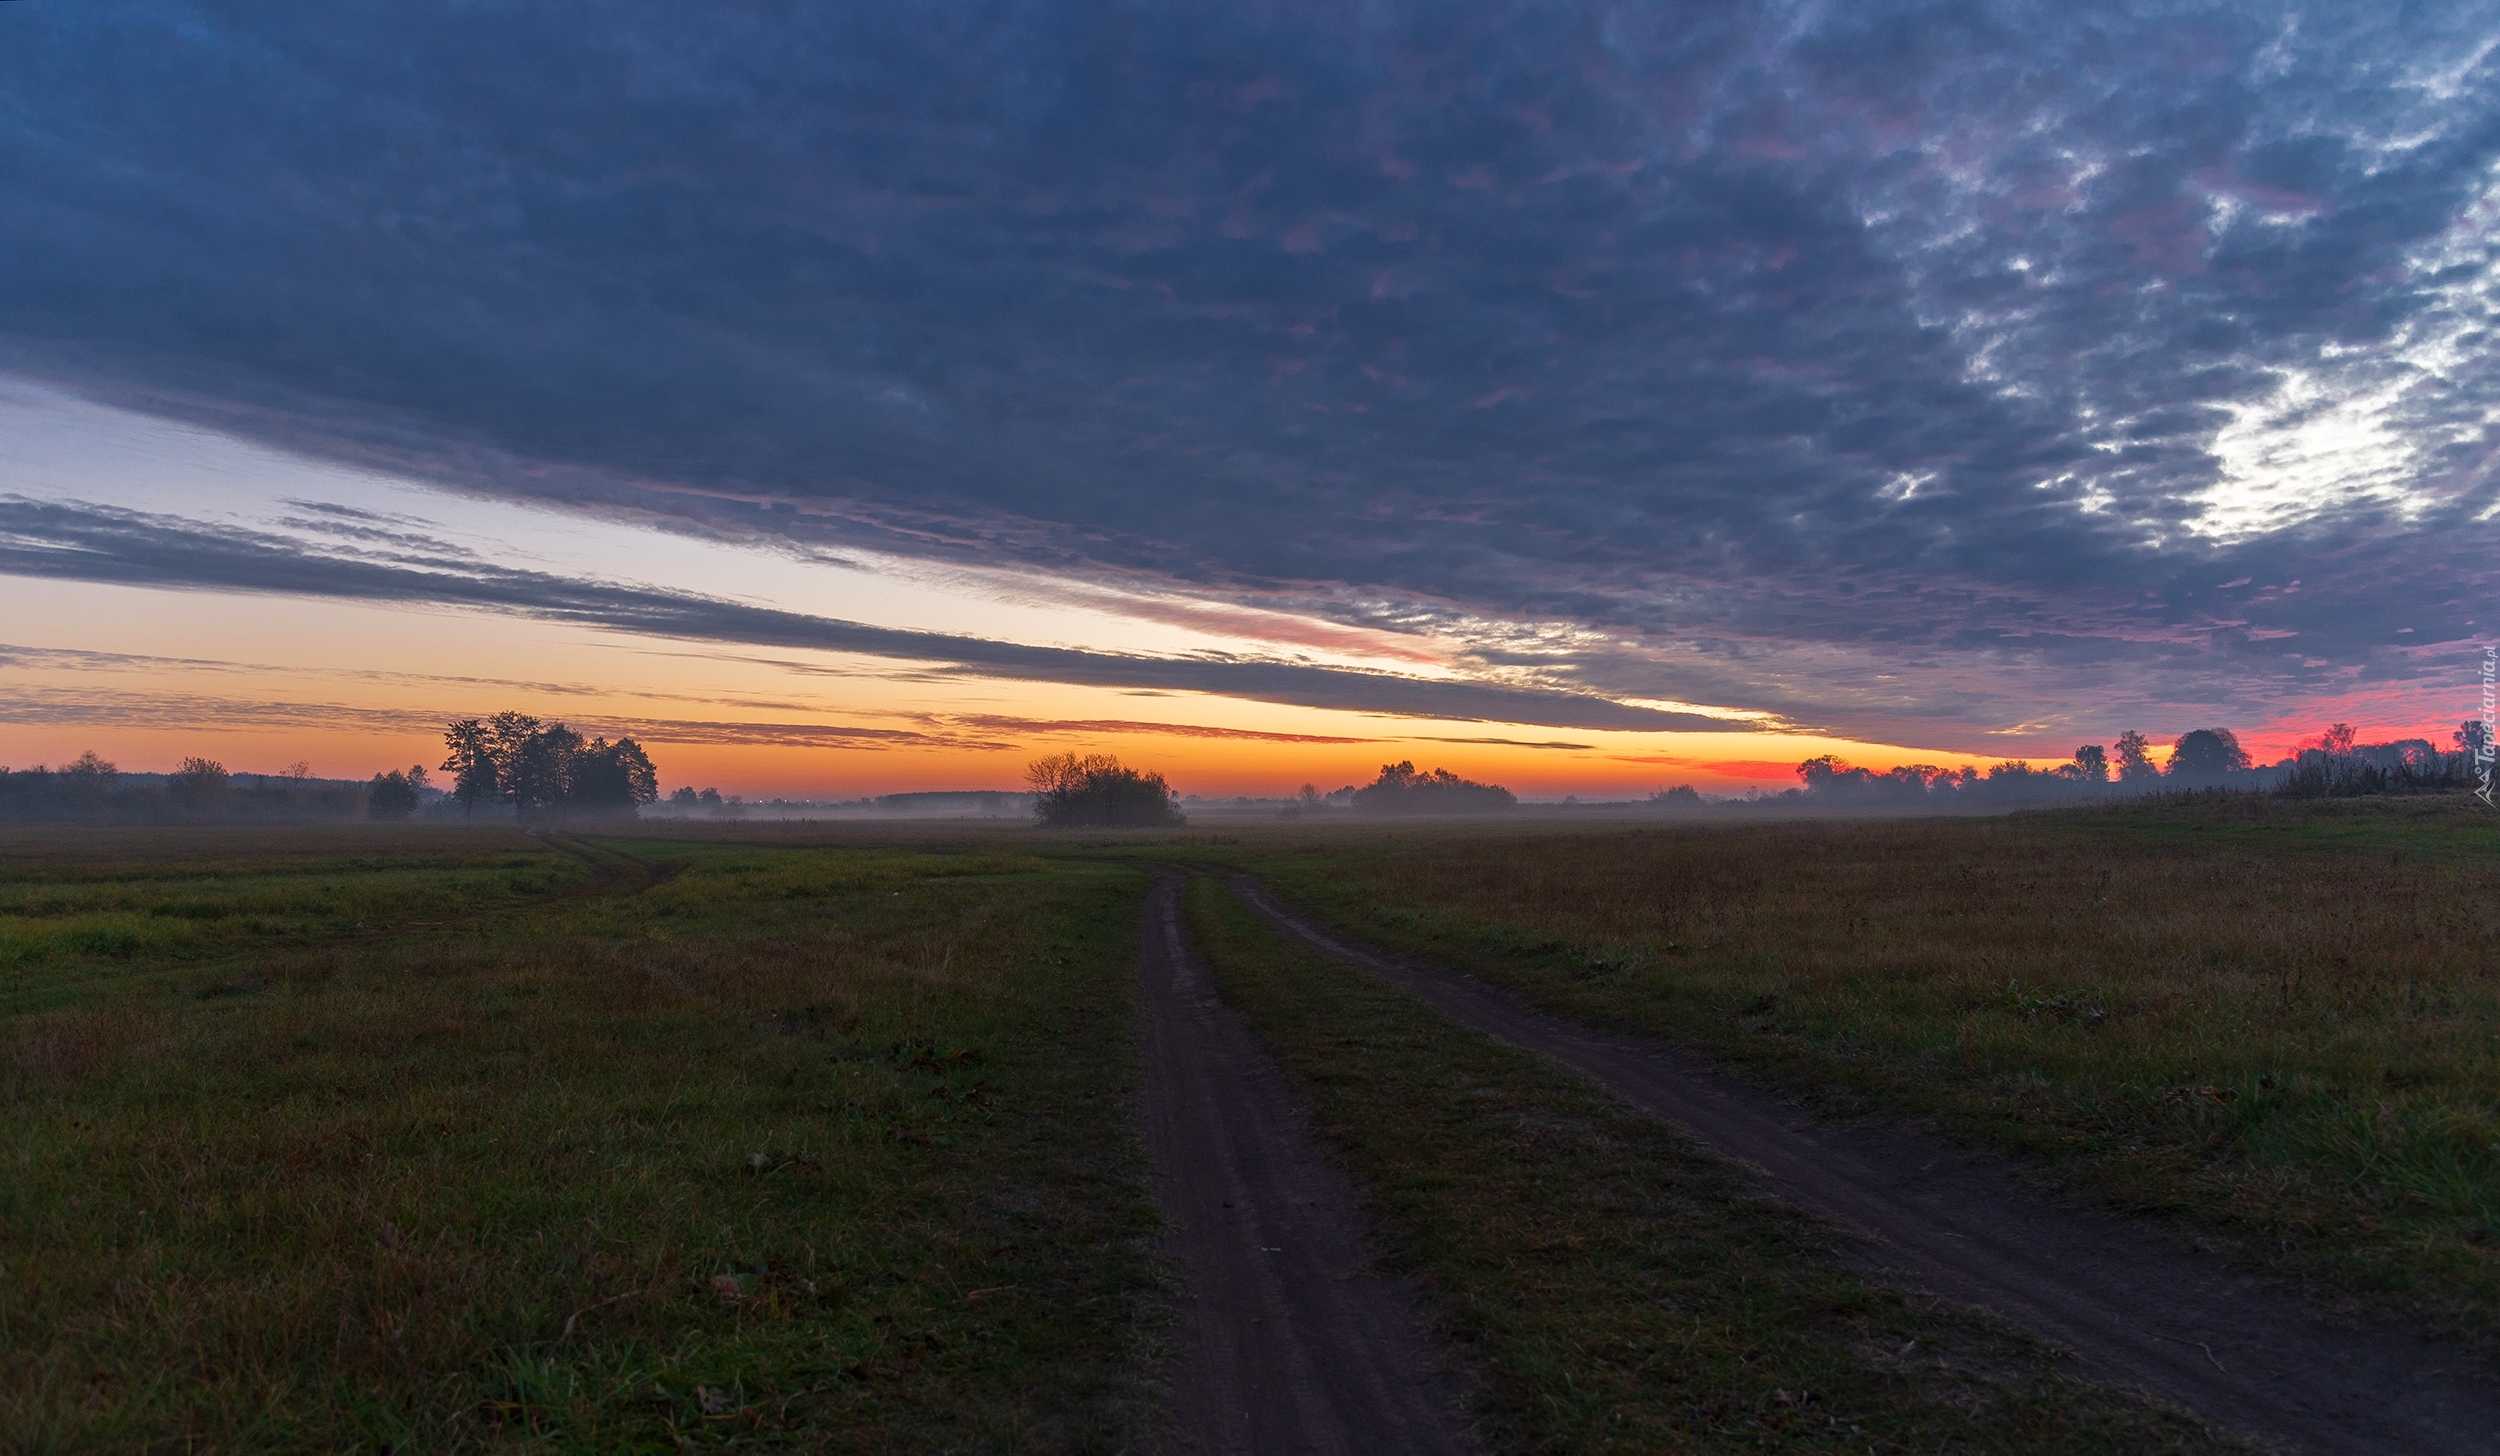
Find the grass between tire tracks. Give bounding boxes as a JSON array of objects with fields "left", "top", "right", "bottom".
[
  {"left": 1182, "top": 873, "right": 2242, "bottom": 1454},
  {"left": 1209, "top": 795, "right": 2500, "bottom": 1348},
  {"left": 1, "top": 829, "right": 1163, "bottom": 1452}
]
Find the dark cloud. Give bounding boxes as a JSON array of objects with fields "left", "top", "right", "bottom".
[
  {"left": 0, "top": 496, "right": 1739, "bottom": 733},
  {"left": 0, "top": 686, "right": 1000, "bottom": 754},
  {"left": 2, "top": 2, "right": 2496, "bottom": 741},
  {"left": 943, "top": 716, "right": 1375, "bottom": 746}
]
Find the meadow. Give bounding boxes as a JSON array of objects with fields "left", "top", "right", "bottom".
[
  {"left": 0, "top": 826, "right": 1161, "bottom": 1451},
  {"left": 1211, "top": 793, "right": 2500, "bottom": 1346},
  {"left": 2, "top": 796, "right": 2492, "bottom": 1450}
]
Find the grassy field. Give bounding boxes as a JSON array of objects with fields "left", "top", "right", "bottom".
[
  {"left": 0, "top": 826, "right": 1161, "bottom": 1452},
  {"left": 1182, "top": 874, "right": 2240, "bottom": 1453},
  {"left": 7, "top": 797, "right": 2491, "bottom": 1450},
  {"left": 1208, "top": 794, "right": 2500, "bottom": 1343}
]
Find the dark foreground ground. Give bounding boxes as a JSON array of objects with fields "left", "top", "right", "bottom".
[{"left": 2, "top": 797, "right": 2493, "bottom": 1451}]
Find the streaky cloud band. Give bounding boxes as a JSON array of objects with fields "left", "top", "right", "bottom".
[{"left": 0, "top": 497, "right": 1747, "bottom": 735}]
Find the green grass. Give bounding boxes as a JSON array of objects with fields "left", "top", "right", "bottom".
[
  {"left": 0, "top": 830, "right": 1163, "bottom": 1452},
  {"left": 1200, "top": 795, "right": 2500, "bottom": 1344},
  {"left": 0, "top": 826, "right": 588, "bottom": 1012},
  {"left": 1181, "top": 874, "right": 2241, "bottom": 1453}
]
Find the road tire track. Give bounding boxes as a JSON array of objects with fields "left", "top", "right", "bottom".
[
  {"left": 1227, "top": 872, "right": 2500, "bottom": 1456},
  {"left": 1138, "top": 871, "right": 1471, "bottom": 1455}
]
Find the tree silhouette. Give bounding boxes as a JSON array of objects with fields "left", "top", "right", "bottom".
[
  {"left": 570, "top": 737, "right": 660, "bottom": 813},
  {"left": 61, "top": 750, "right": 118, "bottom": 798},
  {"left": 2071, "top": 744, "right": 2108, "bottom": 782},
  {"left": 2166, "top": 728, "right": 2251, "bottom": 785},
  {"left": 443, "top": 713, "right": 661, "bottom": 819},
  {"left": 1352, "top": 760, "right": 1516, "bottom": 814},
  {"left": 2113, "top": 730, "right": 2159, "bottom": 784},
  {"left": 167, "top": 756, "right": 230, "bottom": 814},
  {"left": 367, "top": 767, "right": 423, "bottom": 820},
  {"left": 482, "top": 712, "right": 546, "bottom": 811},
  {"left": 441, "top": 719, "right": 497, "bottom": 818}
]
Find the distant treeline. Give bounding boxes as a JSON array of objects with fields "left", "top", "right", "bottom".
[
  {"left": 1270, "top": 761, "right": 1519, "bottom": 817},
  {"left": 0, "top": 752, "right": 437, "bottom": 825},
  {"left": 647, "top": 789, "right": 1033, "bottom": 819},
  {"left": 1725, "top": 722, "right": 2495, "bottom": 809},
  {"left": 0, "top": 711, "right": 663, "bottom": 826}
]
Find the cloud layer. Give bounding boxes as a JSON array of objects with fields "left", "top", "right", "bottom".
[
  {"left": 3, "top": 2, "right": 2496, "bottom": 745},
  {"left": 0, "top": 496, "right": 1733, "bottom": 733}
]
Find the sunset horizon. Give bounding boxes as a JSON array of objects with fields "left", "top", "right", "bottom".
[{"left": 4, "top": 5, "right": 2495, "bottom": 800}]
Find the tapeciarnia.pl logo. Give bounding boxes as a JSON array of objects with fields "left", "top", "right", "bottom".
[{"left": 2479, "top": 646, "right": 2496, "bottom": 808}]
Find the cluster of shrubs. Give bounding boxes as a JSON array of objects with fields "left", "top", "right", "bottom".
[
  {"left": 1347, "top": 760, "right": 1516, "bottom": 814},
  {"left": 1027, "top": 753, "right": 1186, "bottom": 827},
  {"left": 1268, "top": 762, "right": 1522, "bottom": 817}
]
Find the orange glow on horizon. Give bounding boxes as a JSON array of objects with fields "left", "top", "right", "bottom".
[{"left": 1, "top": 569, "right": 2478, "bottom": 804}]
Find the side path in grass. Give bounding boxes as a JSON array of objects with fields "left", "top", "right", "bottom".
[
  {"left": 1180, "top": 872, "right": 2233, "bottom": 1453},
  {"left": 1133, "top": 870, "right": 1471, "bottom": 1454},
  {"left": 1224, "top": 872, "right": 2500, "bottom": 1456}
]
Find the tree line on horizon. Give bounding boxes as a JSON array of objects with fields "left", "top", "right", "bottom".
[
  {"left": 0, "top": 752, "right": 438, "bottom": 824},
  {"left": 1747, "top": 721, "right": 2496, "bottom": 807},
  {"left": 7, "top": 715, "right": 2481, "bottom": 827},
  {"left": 1025, "top": 754, "right": 1523, "bottom": 825},
  {"left": 0, "top": 711, "right": 663, "bottom": 825}
]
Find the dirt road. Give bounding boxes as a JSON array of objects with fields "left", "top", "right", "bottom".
[
  {"left": 1228, "top": 872, "right": 2500, "bottom": 1456},
  {"left": 1137, "top": 872, "right": 1471, "bottom": 1454}
]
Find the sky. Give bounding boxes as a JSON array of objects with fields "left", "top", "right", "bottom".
[{"left": 2, "top": 2, "right": 2497, "bottom": 799}]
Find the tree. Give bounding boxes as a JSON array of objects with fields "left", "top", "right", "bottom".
[
  {"left": 1027, "top": 752, "right": 1186, "bottom": 827},
  {"left": 486, "top": 711, "right": 548, "bottom": 811},
  {"left": 168, "top": 756, "right": 231, "bottom": 814},
  {"left": 61, "top": 750, "right": 118, "bottom": 798},
  {"left": 2113, "top": 730, "right": 2159, "bottom": 785},
  {"left": 569, "top": 736, "right": 660, "bottom": 814},
  {"left": 1796, "top": 755, "right": 1856, "bottom": 794},
  {"left": 2071, "top": 744, "right": 2108, "bottom": 783},
  {"left": 2166, "top": 728, "right": 2250, "bottom": 785},
  {"left": 1651, "top": 784, "right": 1704, "bottom": 806},
  {"left": 367, "top": 767, "right": 422, "bottom": 820},
  {"left": 669, "top": 786, "right": 700, "bottom": 806},
  {"left": 441, "top": 718, "right": 497, "bottom": 819},
  {"left": 2320, "top": 723, "right": 2357, "bottom": 757},
  {"left": 511, "top": 722, "right": 582, "bottom": 814},
  {"left": 2456, "top": 720, "right": 2493, "bottom": 760}
]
